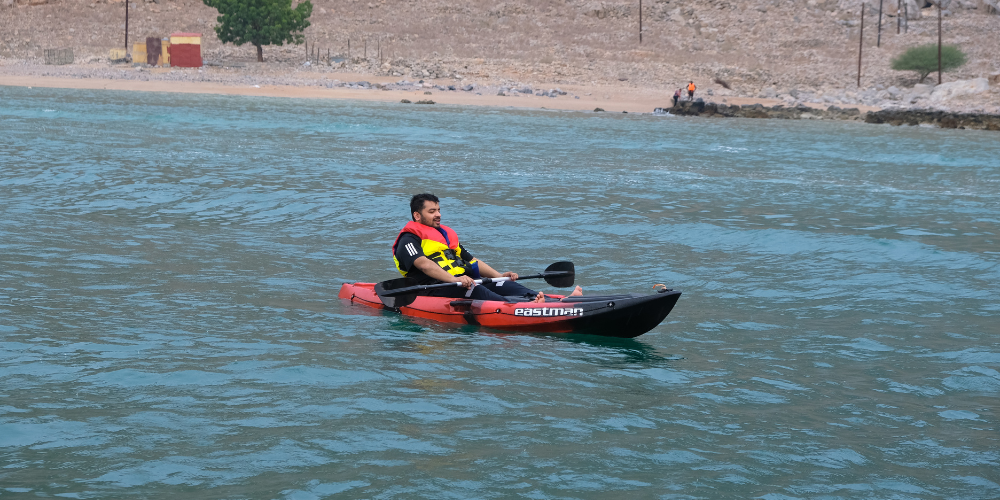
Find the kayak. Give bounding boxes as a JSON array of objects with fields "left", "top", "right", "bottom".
[{"left": 338, "top": 282, "right": 682, "bottom": 338}]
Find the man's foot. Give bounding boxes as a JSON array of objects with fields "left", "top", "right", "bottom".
[{"left": 533, "top": 287, "right": 582, "bottom": 303}]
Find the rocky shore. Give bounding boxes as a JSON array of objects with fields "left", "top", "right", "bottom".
[
  {"left": 5, "top": 59, "right": 1000, "bottom": 131},
  {"left": 658, "top": 97, "right": 1000, "bottom": 131}
]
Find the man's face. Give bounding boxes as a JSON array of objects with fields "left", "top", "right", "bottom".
[{"left": 414, "top": 201, "right": 441, "bottom": 228}]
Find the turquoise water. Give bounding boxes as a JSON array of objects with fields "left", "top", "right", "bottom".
[{"left": 1, "top": 86, "right": 998, "bottom": 498}]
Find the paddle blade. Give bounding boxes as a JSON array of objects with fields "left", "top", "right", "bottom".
[
  {"left": 543, "top": 261, "right": 575, "bottom": 288},
  {"left": 374, "top": 277, "right": 419, "bottom": 308}
]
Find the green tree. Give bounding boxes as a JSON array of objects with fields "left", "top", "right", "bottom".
[
  {"left": 891, "top": 44, "right": 967, "bottom": 83},
  {"left": 203, "top": 0, "right": 312, "bottom": 62}
]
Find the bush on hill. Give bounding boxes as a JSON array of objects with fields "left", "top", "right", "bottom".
[{"left": 891, "top": 44, "right": 968, "bottom": 83}]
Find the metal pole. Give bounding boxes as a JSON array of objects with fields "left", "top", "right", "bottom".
[
  {"left": 897, "top": 0, "right": 901, "bottom": 34},
  {"left": 858, "top": 3, "right": 865, "bottom": 87},
  {"left": 125, "top": 0, "right": 129, "bottom": 57},
  {"left": 877, "top": 0, "right": 883, "bottom": 47},
  {"left": 639, "top": 0, "right": 643, "bottom": 43},
  {"left": 937, "top": 1, "right": 942, "bottom": 85}
]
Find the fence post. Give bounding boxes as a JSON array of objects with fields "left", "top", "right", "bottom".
[
  {"left": 124, "top": 0, "right": 129, "bottom": 57},
  {"left": 877, "top": 0, "right": 883, "bottom": 47},
  {"left": 857, "top": 3, "right": 864, "bottom": 87}
]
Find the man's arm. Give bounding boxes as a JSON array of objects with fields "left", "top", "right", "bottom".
[
  {"left": 413, "top": 256, "right": 475, "bottom": 288},
  {"left": 474, "top": 260, "right": 518, "bottom": 281}
]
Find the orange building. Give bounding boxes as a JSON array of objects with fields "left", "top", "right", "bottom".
[{"left": 169, "top": 32, "right": 202, "bottom": 68}]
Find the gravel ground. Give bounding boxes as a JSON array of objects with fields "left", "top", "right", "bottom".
[{"left": 3, "top": 0, "right": 998, "bottom": 113}]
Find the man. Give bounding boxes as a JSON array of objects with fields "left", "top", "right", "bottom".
[
  {"left": 392, "top": 193, "right": 582, "bottom": 302},
  {"left": 673, "top": 88, "right": 681, "bottom": 107},
  {"left": 687, "top": 81, "right": 696, "bottom": 99}
]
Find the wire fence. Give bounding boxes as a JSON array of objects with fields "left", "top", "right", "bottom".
[
  {"left": 44, "top": 48, "right": 74, "bottom": 65},
  {"left": 303, "top": 34, "right": 398, "bottom": 65}
]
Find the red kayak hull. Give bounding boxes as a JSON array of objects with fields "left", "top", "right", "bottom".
[{"left": 338, "top": 283, "right": 681, "bottom": 338}]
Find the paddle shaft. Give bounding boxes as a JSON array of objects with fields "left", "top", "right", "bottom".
[{"left": 380, "top": 271, "right": 569, "bottom": 297}]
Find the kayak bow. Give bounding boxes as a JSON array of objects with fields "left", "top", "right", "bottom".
[{"left": 339, "top": 282, "right": 681, "bottom": 338}]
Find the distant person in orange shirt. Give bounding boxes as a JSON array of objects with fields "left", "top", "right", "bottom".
[{"left": 687, "top": 81, "right": 696, "bottom": 99}]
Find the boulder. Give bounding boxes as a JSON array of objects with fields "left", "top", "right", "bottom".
[
  {"left": 930, "top": 78, "right": 990, "bottom": 102},
  {"left": 904, "top": 0, "right": 922, "bottom": 18},
  {"left": 909, "top": 83, "right": 935, "bottom": 100},
  {"left": 583, "top": 2, "right": 606, "bottom": 18}
]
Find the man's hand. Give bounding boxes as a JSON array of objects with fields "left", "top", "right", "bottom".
[
  {"left": 455, "top": 275, "right": 476, "bottom": 288},
  {"left": 501, "top": 272, "right": 519, "bottom": 281}
]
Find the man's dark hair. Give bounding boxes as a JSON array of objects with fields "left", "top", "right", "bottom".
[{"left": 410, "top": 193, "right": 439, "bottom": 220}]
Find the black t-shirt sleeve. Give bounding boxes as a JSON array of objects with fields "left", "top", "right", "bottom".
[
  {"left": 394, "top": 233, "right": 424, "bottom": 273},
  {"left": 458, "top": 244, "right": 474, "bottom": 263}
]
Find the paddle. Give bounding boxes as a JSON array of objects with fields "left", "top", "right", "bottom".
[{"left": 374, "top": 261, "right": 575, "bottom": 308}]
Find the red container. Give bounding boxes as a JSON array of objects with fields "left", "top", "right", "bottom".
[{"left": 168, "top": 33, "right": 202, "bottom": 68}]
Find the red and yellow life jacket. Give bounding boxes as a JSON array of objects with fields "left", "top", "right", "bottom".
[
  {"left": 392, "top": 221, "right": 476, "bottom": 277},
  {"left": 687, "top": 83, "right": 696, "bottom": 92}
]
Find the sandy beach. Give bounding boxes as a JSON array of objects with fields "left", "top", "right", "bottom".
[{"left": 3, "top": 64, "right": 884, "bottom": 115}]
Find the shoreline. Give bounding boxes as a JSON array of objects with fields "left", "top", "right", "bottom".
[
  {"left": 3, "top": 66, "right": 997, "bottom": 130},
  {"left": 0, "top": 62, "right": 882, "bottom": 115}
]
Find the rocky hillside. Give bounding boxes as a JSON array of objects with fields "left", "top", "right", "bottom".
[{"left": 3, "top": 0, "right": 999, "bottom": 109}]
